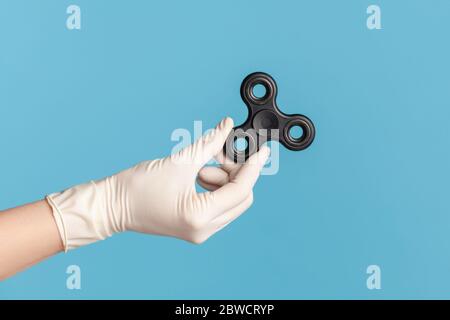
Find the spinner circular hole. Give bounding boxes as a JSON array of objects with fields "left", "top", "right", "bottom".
[
  {"left": 233, "top": 137, "right": 249, "bottom": 152},
  {"left": 252, "top": 84, "right": 267, "bottom": 99},
  {"left": 283, "top": 117, "right": 315, "bottom": 151},
  {"left": 224, "top": 129, "right": 258, "bottom": 163},
  {"left": 246, "top": 78, "right": 273, "bottom": 105},
  {"left": 249, "top": 81, "right": 269, "bottom": 102},
  {"left": 289, "top": 125, "right": 304, "bottom": 140}
]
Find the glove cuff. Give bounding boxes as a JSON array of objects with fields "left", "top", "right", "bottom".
[{"left": 46, "top": 178, "right": 121, "bottom": 251}]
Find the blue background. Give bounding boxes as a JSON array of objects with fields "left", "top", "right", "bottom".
[{"left": 1, "top": 0, "right": 450, "bottom": 299}]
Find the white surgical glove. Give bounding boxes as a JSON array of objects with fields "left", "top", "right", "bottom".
[{"left": 46, "top": 117, "right": 270, "bottom": 251}]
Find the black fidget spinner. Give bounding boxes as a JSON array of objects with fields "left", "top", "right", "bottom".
[{"left": 224, "top": 72, "right": 315, "bottom": 162}]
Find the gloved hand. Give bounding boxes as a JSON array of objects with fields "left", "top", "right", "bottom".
[{"left": 46, "top": 117, "right": 270, "bottom": 251}]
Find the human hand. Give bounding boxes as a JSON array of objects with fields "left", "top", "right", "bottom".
[{"left": 47, "top": 117, "right": 270, "bottom": 251}]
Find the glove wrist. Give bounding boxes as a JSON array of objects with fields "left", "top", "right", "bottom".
[{"left": 46, "top": 177, "right": 124, "bottom": 251}]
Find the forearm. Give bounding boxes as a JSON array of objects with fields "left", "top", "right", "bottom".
[{"left": 0, "top": 200, "right": 63, "bottom": 280}]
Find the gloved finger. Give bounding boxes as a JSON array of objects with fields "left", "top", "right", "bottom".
[
  {"left": 197, "top": 166, "right": 230, "bottom": 191},
  {"left": 208, "top": 145, "right": 270, "bottom": 218},
  {"left": 176, "top": 117, "right": 234, "bottom": 169},
  {"left": 197, "top": 178, "right": 218, "bottom": 191},
  {"left": 211, "top": 193, "right": 253, "bottom": 232},
  {"left": 198, "top": 166, "right": 229, "bottom": 187}
]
